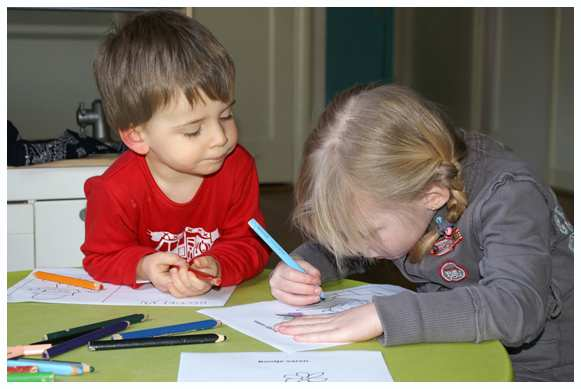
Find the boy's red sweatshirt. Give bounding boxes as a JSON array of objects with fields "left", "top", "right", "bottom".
[{"left": 81, "top": 145, "right": 270, "bottom": 288}]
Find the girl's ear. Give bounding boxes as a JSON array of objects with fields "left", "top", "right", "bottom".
[
  {"left": 422, "top": 184, "right": 450, "bottom": 211},
  {"left": 118, "top": 127, "right": 149, "bottom": 155}
]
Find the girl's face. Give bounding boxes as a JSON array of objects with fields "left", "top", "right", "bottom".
[{"left": 363, "top": 201, "right": 435, "bottom": 260}]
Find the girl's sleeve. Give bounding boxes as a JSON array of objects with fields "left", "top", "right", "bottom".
[
  {"left": 81, "top": 177, "right": 156, "bottom": 288},
  {"left": 204, "top": 158, "right": 270, "bottom": 286},
  {"left": 373, "top": 176, "right": 553, "bottom": 347}
]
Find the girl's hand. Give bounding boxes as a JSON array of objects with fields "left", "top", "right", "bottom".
[
  {"left": 274, "top": 303, "right": 383, "bottom": 343},
  {"left": 269, "top": 258, "right": 323, "bottom": 306}
]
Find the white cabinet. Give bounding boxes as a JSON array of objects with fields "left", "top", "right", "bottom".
[
  {"left": 7, "top": 156, "right": 115, "bottom": 271},
  {"left": 7, "top": 203, "right": 34, "bottom": 271},
  {"left": 34, "top": 199, "right": 88, "bottom": 268}
]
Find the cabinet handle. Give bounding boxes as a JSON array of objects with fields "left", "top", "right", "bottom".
[{"left": 79, "top": 208, "right": 87, "bottom": 221}]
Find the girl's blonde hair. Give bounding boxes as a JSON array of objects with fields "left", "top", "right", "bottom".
[{"left": 294, "top": 84, "right": 467, "bottom": 268}]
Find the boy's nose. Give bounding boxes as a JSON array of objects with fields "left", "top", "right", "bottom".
[{"left": 210, "top": 123, "right": 228, "bottom": 148}]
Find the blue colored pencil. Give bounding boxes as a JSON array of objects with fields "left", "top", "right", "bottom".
[
  {"left": 248, "top": 218, "right": 325, "bottom": 299},
  {"left": 7, "top": 358, "right": 93, "bottom": 375},
  {"left": 42, "top": 320, "right": 129, "bottom": 359},
  {"left": 112, "top": 319, "right": 221, "bottom": 340}
]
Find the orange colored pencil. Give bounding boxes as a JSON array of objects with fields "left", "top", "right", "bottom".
[{"left": 34, "top": 271, "right": 103, "bottom": 291}]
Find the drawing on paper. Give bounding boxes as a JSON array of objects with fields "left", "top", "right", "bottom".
[
  {"left": 298, "top": 286, "right": 400, "bottom": 314},
  {"left": 29, "top": 283, "right": 99, "bottom": 300},
  {"left": 283, "top": 372, "right": 328, "bottom": 382},
  {"left": 7, "top": 268, "right": 236, "bottom": 307}
]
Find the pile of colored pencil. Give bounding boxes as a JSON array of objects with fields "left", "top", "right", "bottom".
[
  {"left": 9, "top": 270, "right": 229, "bottom": 380},
  {"left": 8, "top": 311, "right": 227, "bottom": 380}
]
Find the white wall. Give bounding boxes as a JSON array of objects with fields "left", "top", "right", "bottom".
[
  {"left": 7, "top": 10, "right": 116, "bottom": 140},
  {"left": 395, "top": 7, "right": 573, "bottom": 191}
]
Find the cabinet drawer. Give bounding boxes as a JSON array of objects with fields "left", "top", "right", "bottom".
[{"left": 35, "top": 199, "right": 87, "bottom": 268}]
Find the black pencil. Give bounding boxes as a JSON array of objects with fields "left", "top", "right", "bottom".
[{"left": 87, "top": 333, "right": 226, "bottom": 351}]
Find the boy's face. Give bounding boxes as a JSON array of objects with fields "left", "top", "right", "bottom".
[{"left": 137, "top": 90, "right": 238, "bottom": 178}]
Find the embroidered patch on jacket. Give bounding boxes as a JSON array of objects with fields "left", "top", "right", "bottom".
[
  {"left": 439, "top": 261, "right": 468, "bottom": 282},
  {"left": 431, "top": 227, "right": 464, "bottom": 256}
]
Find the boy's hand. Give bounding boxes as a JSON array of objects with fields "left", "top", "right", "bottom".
[
  {"left": 167, "top": 256, "right": 220, "bottom": 298},
  {"left": 269, "top": 258, "right": 322, "bottom": 306},
  {"left": 274, "top": 303, "right": 383, "bottom": 343},
  {"left": 136, "top": 252, "right": 183, "bottom": 293}
]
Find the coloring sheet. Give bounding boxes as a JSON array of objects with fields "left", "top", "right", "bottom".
[
  {"left": 199, "top": 284, "right": 410, "bottom": 352},
  {"left": 177, "top": 351, "right": 393, "bottom": 381},
  {"left": 7, "top": 268, "right": 235, "bottom": 307}
]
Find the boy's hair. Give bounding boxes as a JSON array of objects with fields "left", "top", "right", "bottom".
[
  {"left": 94, "top": 10, "right": 235, "bottom": 130},
  {"left": 294, "top": 84, "right": 468, "bottom": 267}
]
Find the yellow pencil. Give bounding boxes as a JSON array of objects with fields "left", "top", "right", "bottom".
[{"left": 34, "top": 271, "right": 103, "bottom": 291}]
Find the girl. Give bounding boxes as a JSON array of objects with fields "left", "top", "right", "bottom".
[{"left": 269, "top": 84, "right": 573, "bottom": 381}]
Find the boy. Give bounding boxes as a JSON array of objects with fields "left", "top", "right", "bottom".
[{"left": 81, "top": 10, "right": 270, "bottom": 297}]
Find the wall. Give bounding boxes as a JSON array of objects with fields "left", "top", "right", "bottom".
[
  {"left": 395, "top": 7, "right": 573, "bottom": 191},
  {"left": 7, "top": 9, "right": 117, "bottom": 140}
]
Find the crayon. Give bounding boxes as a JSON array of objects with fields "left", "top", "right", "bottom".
[
  {"left": 89, "top": 333, "right": 226, "bottom": 351},
  {"left": 34, "top": 270, "right": 103, "bottom": 290}
]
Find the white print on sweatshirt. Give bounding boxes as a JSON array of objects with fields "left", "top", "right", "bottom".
[{"left": 148, "top": 227, "right": 220, "bottom": 261}]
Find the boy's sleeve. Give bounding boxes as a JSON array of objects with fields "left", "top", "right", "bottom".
[
  {"left": 81, "top": 177, "right": 156, "bottom": 288},
  {"left": 372, "top": 177, "right": 553, "bottom": 347},
  {"left": 204, "top": 158, "right": 270, "bottom": 286}
]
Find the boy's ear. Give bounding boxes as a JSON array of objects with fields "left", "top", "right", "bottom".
[
  {"left": 118, "top": 127, "right": 149, "bottom": 155},
  {"left": 422, "top": 184, "right": 450, "bottom": 211}
]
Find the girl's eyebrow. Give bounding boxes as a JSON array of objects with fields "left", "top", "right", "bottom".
[{"left": 172, "top": 100, "right": 237, "bottom": 129}]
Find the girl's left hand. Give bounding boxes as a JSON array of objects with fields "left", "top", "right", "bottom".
[{"left": 273, "top": 303, "right": 383, "bottom": 343}]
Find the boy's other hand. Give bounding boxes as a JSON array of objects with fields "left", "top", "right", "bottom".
[
  {"left": 137, "top": 251, "right": 183, "bottom": 293},
  {"left": 167, "top": 256, "right": 220, "bottom": 298},
  {"left": 269, "top": 258, "right": 322, "bottom": 306}
]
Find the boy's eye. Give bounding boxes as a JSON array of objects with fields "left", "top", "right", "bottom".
[
  {"left": 220, "top": 111, "right": 234, "bottom": 120},
  {"left": 184, "top": 129, "right": 201, "bottom": 137}
]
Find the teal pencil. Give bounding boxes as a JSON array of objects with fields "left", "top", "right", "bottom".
[{"left": 7, "top": 358, "right": 94, "bottom": 375}]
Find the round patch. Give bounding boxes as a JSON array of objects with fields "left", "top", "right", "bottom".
[{"left": 439, "top": 261, "right": 468, "bottom": 282}]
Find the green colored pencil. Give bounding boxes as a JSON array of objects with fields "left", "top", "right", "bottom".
[
  {"left": 44, "top": 313, "right": 146, "bottom": 341},
  {"left": 7, "top": 372, "right": 55, "bottom": 382}
]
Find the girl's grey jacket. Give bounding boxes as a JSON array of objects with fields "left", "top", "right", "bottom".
[{"left": 291, "top": 131, "right": 573, "bottom": 382}]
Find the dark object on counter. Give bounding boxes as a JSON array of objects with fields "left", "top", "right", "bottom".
[{"left": 7, "top": 120, "right": 125, "bottom": 166}]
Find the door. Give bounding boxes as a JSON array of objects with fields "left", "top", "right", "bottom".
[{"left": 194, "top": 8, "right": 312, "bottom": 183}]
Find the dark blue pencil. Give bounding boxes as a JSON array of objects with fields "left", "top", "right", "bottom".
[{"left": 43, "top": 320, "right": 129, "bottom": 359}]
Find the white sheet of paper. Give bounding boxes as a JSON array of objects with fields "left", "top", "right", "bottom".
[
  {"left": 177, "top": 351, "right": 393, "bottom": 381},
  {"left": 199, "top": 284, "right": 409, "bottom": 352},
  {"left": 7, "top": 268, "right": 235, "bottom": 307}
]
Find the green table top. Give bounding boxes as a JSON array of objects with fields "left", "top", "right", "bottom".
[{"left": 7, "top": 271, "right": 513, "bottom": 381}]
